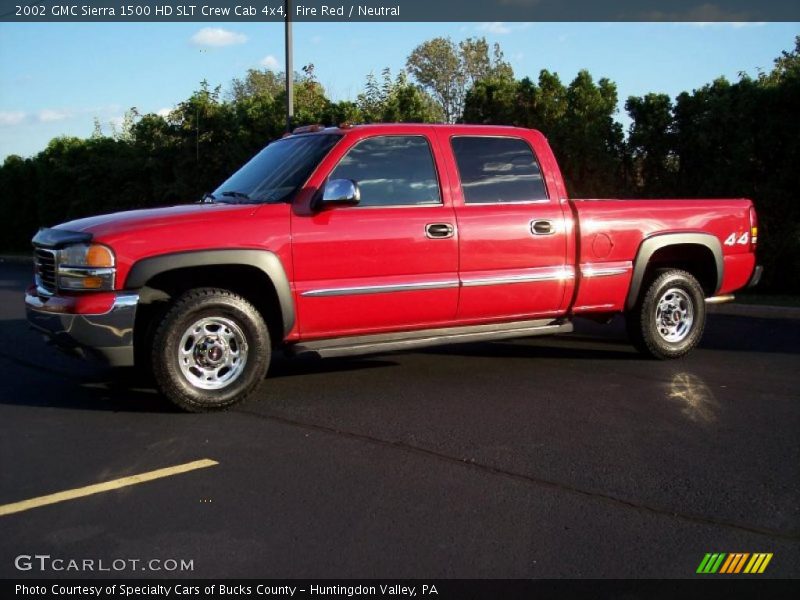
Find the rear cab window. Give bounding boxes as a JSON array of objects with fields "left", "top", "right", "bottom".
[{"left": 450, "top": 136, "right": 548, "bottom": 204}]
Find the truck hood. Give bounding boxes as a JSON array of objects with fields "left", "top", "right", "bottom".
[{"left": 55, "top": 203, "right": 256, "bottom": 239}]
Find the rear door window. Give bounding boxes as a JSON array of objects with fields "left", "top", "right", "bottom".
[{"left": 450, "top": 136, "right": 548, "bottom": 204}]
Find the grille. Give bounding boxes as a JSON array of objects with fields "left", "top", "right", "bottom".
[{"left": 34, "top": 247, "right": 57, "bottom": 292}]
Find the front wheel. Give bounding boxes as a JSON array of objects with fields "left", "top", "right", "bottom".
[
  {"left": 626, "top": 269, "right": 706, "bottom": 359},
  {"left": 151, "top": 288, "right": 271, "bottom": 412}
]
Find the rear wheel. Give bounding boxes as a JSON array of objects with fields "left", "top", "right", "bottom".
[
  {"left": 151, "top": 288, "right": 271, "bottom": 412},
  {"left": 626, "top": 269, "right": 706, "bottom": 359}
]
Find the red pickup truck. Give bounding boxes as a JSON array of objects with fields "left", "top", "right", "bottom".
[{"left": 25, "top": 124, "right": 761, "bottom": 411}]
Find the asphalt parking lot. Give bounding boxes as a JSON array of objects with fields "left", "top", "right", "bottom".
[{"left": 0, "top": 260, "right": 798, "bottom": 579}]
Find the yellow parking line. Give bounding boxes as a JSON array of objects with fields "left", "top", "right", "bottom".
[{"left": 0, "top": 458, "right": 219, "bottom": 517}]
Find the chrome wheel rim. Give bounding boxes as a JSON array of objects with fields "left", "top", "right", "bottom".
[
  {"left": 655, "top": 288, "right": 694, "bottom": 343},
  {"left": 178, "top": 316, "right": 248, "bottom": 390}
]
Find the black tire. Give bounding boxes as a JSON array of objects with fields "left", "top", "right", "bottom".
[
  {"left": 151, "top": 288, "right": 271, "bottom": 412},
  {"left": 626, "top": 269, "right": 706, "bottom": 360}
]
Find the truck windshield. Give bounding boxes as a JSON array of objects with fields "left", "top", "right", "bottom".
[{"left": 212, "top": 133, "right": 342, "bottom": 204}]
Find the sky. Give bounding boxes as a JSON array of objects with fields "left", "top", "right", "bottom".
[{"left": 0, "top": 21, "right": 798, "bottom": 159}]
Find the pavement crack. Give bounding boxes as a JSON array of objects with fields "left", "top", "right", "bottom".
[{"left": 238, "top": 408, "right": 800, "bottom": 543}]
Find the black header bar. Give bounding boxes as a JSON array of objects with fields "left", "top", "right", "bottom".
[
  {"left": 2, "top": 0, "right": 799, "bottom": 23},
  {"left": 4, "top": 579, "right": 796, "bottom": 600}
]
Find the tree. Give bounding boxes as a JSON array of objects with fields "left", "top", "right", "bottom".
[
  {"left": 759, "top": 35, "right": 800, "bottom": 85},
  {"left": 290, "top": 64, "right": 332, "bottom": 125},
  {"left": 531, "top": 70, "right": 568, "bottom": 132},
  {"left": 406, "top": 36, "right": 513, "bottom": 123},
  {"left": 110, "top": 107, "right": 140, "bottom": 142},
  {"left": 228, "top": 69, "right": 285, "bottom": 103},
  {"left": 461, "top": 76, "right": 518, "bottom": 124},
  {"left": 382, "top": 71, "right": 443, "bottom": 123},
  {"left": 459, "top": 37, "right": 514, "bottom": 86},
  {"left": 559, "top": 71, "right": 625, "bottom": 196},
  {"left": 0, "top": 154, "right": 39, "bottom": 250},
  {"left": 406, "top": 37, "right": 464, "bottom": 123},
  {"left": 625, "top": 93, "right": 676, "bottom": 195},
  {"left": 357, "top": 71, "right": 384, "bottom": 122},
  {"left": 356, "top": 69, "right": 442, "bottom": 123}
]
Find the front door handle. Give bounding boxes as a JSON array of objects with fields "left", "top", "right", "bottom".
[
  {"left": 531, "top": 220, "right": 555, "bottom": 235},
  {"left": 426, "top": 223, "right": 455, "bottom": 239}
]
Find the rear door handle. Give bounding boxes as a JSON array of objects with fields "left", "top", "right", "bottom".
[
  {"left": 531, "top": 220, "right": 555, "bottom": 235},
  {"left": 426, "top": 223, "right": 455, "bottom": 239}
]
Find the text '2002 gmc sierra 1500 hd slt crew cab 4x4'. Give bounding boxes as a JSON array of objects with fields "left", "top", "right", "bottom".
[{"left": 25, "top": 124, "right": 762, "bottom": 411}]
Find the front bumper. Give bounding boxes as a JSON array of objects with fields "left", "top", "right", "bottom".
[{"left": 25, "top": 288, "right": 139, "bottom": 367}]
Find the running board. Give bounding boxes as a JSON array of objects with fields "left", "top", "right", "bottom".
[{"left": 288, "top": 318, "right": 573, "bottom": 359}]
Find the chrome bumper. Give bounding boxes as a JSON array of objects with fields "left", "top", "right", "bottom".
[{"left": 25, "top": 292, "right": 139, "bottom": 367}]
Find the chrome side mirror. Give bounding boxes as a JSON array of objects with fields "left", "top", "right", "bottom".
[{"left": 320, "top": 179, "right": 360, "bottom": 207}]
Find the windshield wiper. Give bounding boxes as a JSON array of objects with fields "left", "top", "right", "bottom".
[
  {"left": 259, "top": 191, "right": 282, "bottom": 203},
  {"left": 221, "top": 190, "right": 252, "bottom": 202}
]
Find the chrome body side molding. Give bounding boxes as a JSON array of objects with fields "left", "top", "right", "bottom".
[
  {"left": 580, "top": 263, "right": 632, "bottom": 278},
  {"left": 302, "top": 266, "right": 575, "bottom": 297},
  {"left": 461, "top": 266, "right": 574, "bottom": 287},
  {"left": 301, "top": 280, "right": 459, "bottom": 297}
]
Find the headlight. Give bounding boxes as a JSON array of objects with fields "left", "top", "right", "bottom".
[{"left": 56, "top": 243, "right": 116, "bottom": 291}]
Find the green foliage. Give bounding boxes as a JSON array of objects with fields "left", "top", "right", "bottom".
[
  {"left": 1, "top": 36, "right": 798, "bottom": 293},
  {"left": 406, "top": 37, "right": 464, "bottom": 123},
  {"left": 625, "top": 93, "right": 675, "bottom": 196},
  {"left": 357, "top": 69, "right": 443, "bottom": 123},
  {"left": 464, "top": 68, "right": 624, "bottom": 196},
  {"left": 627, "top": 36, "right": 800, "bottom": 292},
  {"left": 561, "top": 71, "right": 625, "bottom": 197},
  {"left": 406, "top": 36, "right": 512, "bottom": 123},
  {"left": 228, "top": 69, "right": 285, "bottom": 103}
]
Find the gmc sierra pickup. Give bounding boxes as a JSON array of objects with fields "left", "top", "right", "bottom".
[{"left": 25, "top": 124, "right": 762, "bottom": 411}]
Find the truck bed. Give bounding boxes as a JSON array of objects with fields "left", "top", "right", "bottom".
[{"left": 569, "top": 198, "right": 756, "bottom": 314}]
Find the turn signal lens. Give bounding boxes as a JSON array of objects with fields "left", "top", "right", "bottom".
[
  {"left": 80, "top": 276, "right": 104, "bottom": 289},
  {"left": 86, "top": 244, "right": 114, "bottom": 267}
]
